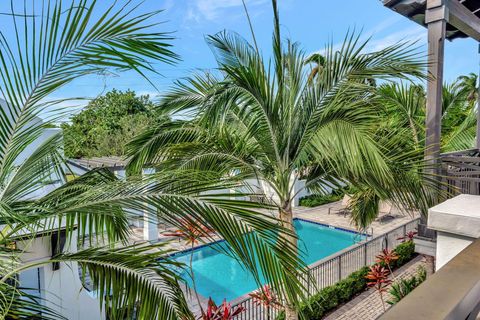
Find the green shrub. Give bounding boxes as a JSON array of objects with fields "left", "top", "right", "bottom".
[
  {"left": 299, "top": 194, "right": 342, "bottom": 207},
  {"left": 276, "top": 267, "right": 369, "bottom": 320},
  {"left": 393, "top": 241, "right": 415, "bottom": 267},
  {"left": 276, "top": 241, "right": 416, "bottom": 320}
]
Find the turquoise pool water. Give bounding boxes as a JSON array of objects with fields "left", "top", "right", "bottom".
[{"left": 172, "top": 219, "right": 362, "bottom": 303}]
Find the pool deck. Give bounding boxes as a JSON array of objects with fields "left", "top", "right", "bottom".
[
  {"left": 293, "top": 201, "right": 419, "bottom": 236},
  {"left": 128, "top": 200, "right": 419, "bottom": 316},
  {"left": 130, "top": 200, "right": 419, "bottom": 251}
]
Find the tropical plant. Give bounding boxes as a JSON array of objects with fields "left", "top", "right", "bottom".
[
  {"left": 249, "top": 285, "right": 282, "bottom": 320},
  {"left": 365, "top": 265, "right": 392, "bottom": 311},
  {"left": 378, "top": 74, "right": 479, "bottom": 153},
  {"left": 199, "top": 298, "right": 245, "bottom": 320},
  {"left": 61, "top": 89, "right": 164, "bottom": 158},
  {"left": 0, "top": 1, "right": 306, "bottom": 319},
  {"left": 304, "top": 53, "right": 325, "bottom": 83},
  {"left": 387, "top": 265, "right": 427, "bottom": 305},
  {"left": 397, "top": 230, "right": 418, "bottom": 243},
  {"left": 441, "top": 74, "right": 478, "bottom": 152},
  {"left": 164, "top": 218, "right": 214, "bottom": 314},
  {"left": 376, "top": 248, "right": 399, "bottom": 277},
  {"left": 126, "top": 0, "right": 438, "bottom": 317}
]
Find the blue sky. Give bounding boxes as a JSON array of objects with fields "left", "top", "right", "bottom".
[{"left": 2, "top": 0, "right": 479, "bottom": 117}]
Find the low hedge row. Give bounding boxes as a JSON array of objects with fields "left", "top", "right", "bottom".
[
  {"left": 299, "top": 194, "right": 342, "bottom": 207},
  {"left": 277, "top": 241, "right": 415, "bottom": 320}
]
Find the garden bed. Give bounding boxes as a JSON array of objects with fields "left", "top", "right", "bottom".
[{"left": 276, "top": 240, "right": 417, "bottom": 320}]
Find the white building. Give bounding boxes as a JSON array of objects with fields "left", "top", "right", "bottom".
[{"left": 0, "top": 106, "right": 104, "bottom": 320}]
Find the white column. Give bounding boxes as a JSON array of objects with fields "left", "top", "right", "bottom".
[{"left": 142, "top": 168, "right": 158, "bottom": 241}]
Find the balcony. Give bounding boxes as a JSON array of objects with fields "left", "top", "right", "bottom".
[
  {"left": 380, "top": 194, "right": 480, "bottom": 319},
  {"left": 441, "top": 149, "right": 480, "bottom": 196}
]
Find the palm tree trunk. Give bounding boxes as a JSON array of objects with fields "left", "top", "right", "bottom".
[{"left": 279, "top": 200, "right": 298, "bottom": 320}]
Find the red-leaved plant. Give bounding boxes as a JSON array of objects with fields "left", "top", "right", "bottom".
[
  {"left": 199, "top": 298, "right": 245, "bottom": 320},
  {"left": 164, "top": 218, "right": 214, "bottom": 245},
  {"left": 366, "top": 264, "right": 392, "bottom": 311},
  {"left": 376, "top": 248, "right": 399, "bottom": 278},
  {"left": 165, "top": 218, "right": 214, "bottom": 314},
  {"left": 397, "top": 230, "right": 417, "bottom": 243},
  {"left": 249, "top": 285, "right": 282, "bottom": 320}
]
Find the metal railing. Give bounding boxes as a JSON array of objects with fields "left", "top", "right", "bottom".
[
  {"left": 232, "top": 218, "right": 420, "bottom": 320},
  {"left": 441, "top": 149, "right": 480, "bottom": 196}
]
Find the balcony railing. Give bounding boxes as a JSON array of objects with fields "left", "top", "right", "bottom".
[{"left": 441, "top": 149, "right": 480, "bottom": 196}]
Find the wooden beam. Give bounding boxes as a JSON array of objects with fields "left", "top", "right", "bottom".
[
  {"left": 425, "top": 1, "right": 446, "bottom": 176},
  {"left": 446, "top": 0, "right": 480, "bottom": 41}
]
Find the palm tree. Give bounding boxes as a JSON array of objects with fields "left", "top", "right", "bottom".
[
  {"left": 304, "top": 53, "right": 325, "bottom": 83},
  {"left": 126, "top": 1, "right": 435, "bottom": 318},
  {"left": 378, "top": 82, "right": 425, "bottom": 149},
  {"left": 442, "top": 74, "right": 478, "bottom": 151},
  {"left": 377, "top": 75, "right": 478, "bottom": 153},
  {"left": 0, "top": 1, "right": 305, "bottom": 319}
]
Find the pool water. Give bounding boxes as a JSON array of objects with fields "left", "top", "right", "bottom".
[{"left": 172, "top": 219, "right": 363, "bottom": 303}]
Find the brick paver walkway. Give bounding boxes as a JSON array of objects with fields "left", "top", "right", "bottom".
[{"left": 324, "top": 255, "right": 434, "bottom": 320}]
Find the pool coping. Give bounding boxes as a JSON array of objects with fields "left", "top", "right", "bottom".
[
  {"left": 170, "top": 217, "right": 369, "bottom": 305},
  {"left": 168, "top": 218, "right": 368, "bottom": 259}
]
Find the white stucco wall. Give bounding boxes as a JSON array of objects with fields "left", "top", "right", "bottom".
[
  {"left": 17, "top": 235, "right": 104, "bottom": 320},
  {"left": 428, "top": 194, "right": 480, "bottom": 271},
  {"left": 435, "top": 231, "right": 475, "bottom": 270},
  {"left": 6, "top": 112, "right": 103, "bottom": 319}
]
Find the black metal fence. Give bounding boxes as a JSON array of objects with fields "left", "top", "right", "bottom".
[{"left": 232, "top": 218, "right": 420, "bottom": 320}]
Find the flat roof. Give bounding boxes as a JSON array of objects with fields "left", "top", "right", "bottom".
[
  {"left": 383, "top": 0, "right": 480, "bottom": 41},
  {"left": 428, "top": 194, "right": 480, "bottom": 238},
  {"left": 67, "top": 156, "right": 128, "bottom": 171}
]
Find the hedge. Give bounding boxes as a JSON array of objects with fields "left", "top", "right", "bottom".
[
  {"left": 299, "top": 194, "right": 342, "bottom": 207},
  {"left": 276, "top": 241, "right": 415, "bottom": 320}
]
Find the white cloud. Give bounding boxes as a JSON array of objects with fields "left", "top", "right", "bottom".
[
  {"left": 310, "top": 19, "right": 427, "bottom": 58},
  {"left": 136, "top": 90, "right": 162, "bottom": 100},
  {"left": 186, "top": 0, "right": 268, "bottom": 22},
  {"left": 366, "top": 26, "right": 427, "bottom": 52}
]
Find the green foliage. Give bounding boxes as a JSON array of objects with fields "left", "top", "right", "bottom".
[
  {"left": 276, "top": 240, "right": 417, "bottom": 320},
  {"left": 299, "top": 188, "right": 347, "bottom": 207},
  {"left": 392, "top": 241, "right": 415, "bottom": 268},
  {"left": 0, "top": 0, "right": 308, "bottom": 319},
  {"left": 387, "top": 265, "right": 427, "bottom": 305},
  {"left": 299, "top": 194, "right": 342, "bottom": 207},
  {"left": 62, "top": 89, "right": 165, "bottom": 158},
  {"left": 276, "top": 267, "right": 370, "bottom": 320},
  {"left": 378, "top": 74, "right": 479, "bottom": 154}
]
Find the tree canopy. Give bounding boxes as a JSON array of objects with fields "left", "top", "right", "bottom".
[{"left": 62, "top": 89, "right": 165, "bottom": 158}]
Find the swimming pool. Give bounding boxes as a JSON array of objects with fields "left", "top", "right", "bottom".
[{"left": 172, "top": 218, "right": 363, "bottom": 303}]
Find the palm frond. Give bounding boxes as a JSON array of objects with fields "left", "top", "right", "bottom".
[{"left": 58, "top": 243, "right": 191, "bottom": 320}]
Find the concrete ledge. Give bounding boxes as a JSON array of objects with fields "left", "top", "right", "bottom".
[
  {"left": 428, "top": 194, "right": 480, "bottom": 238},
  {"left": 414, "top": 236, "right": 436, "bottom": 257}
]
